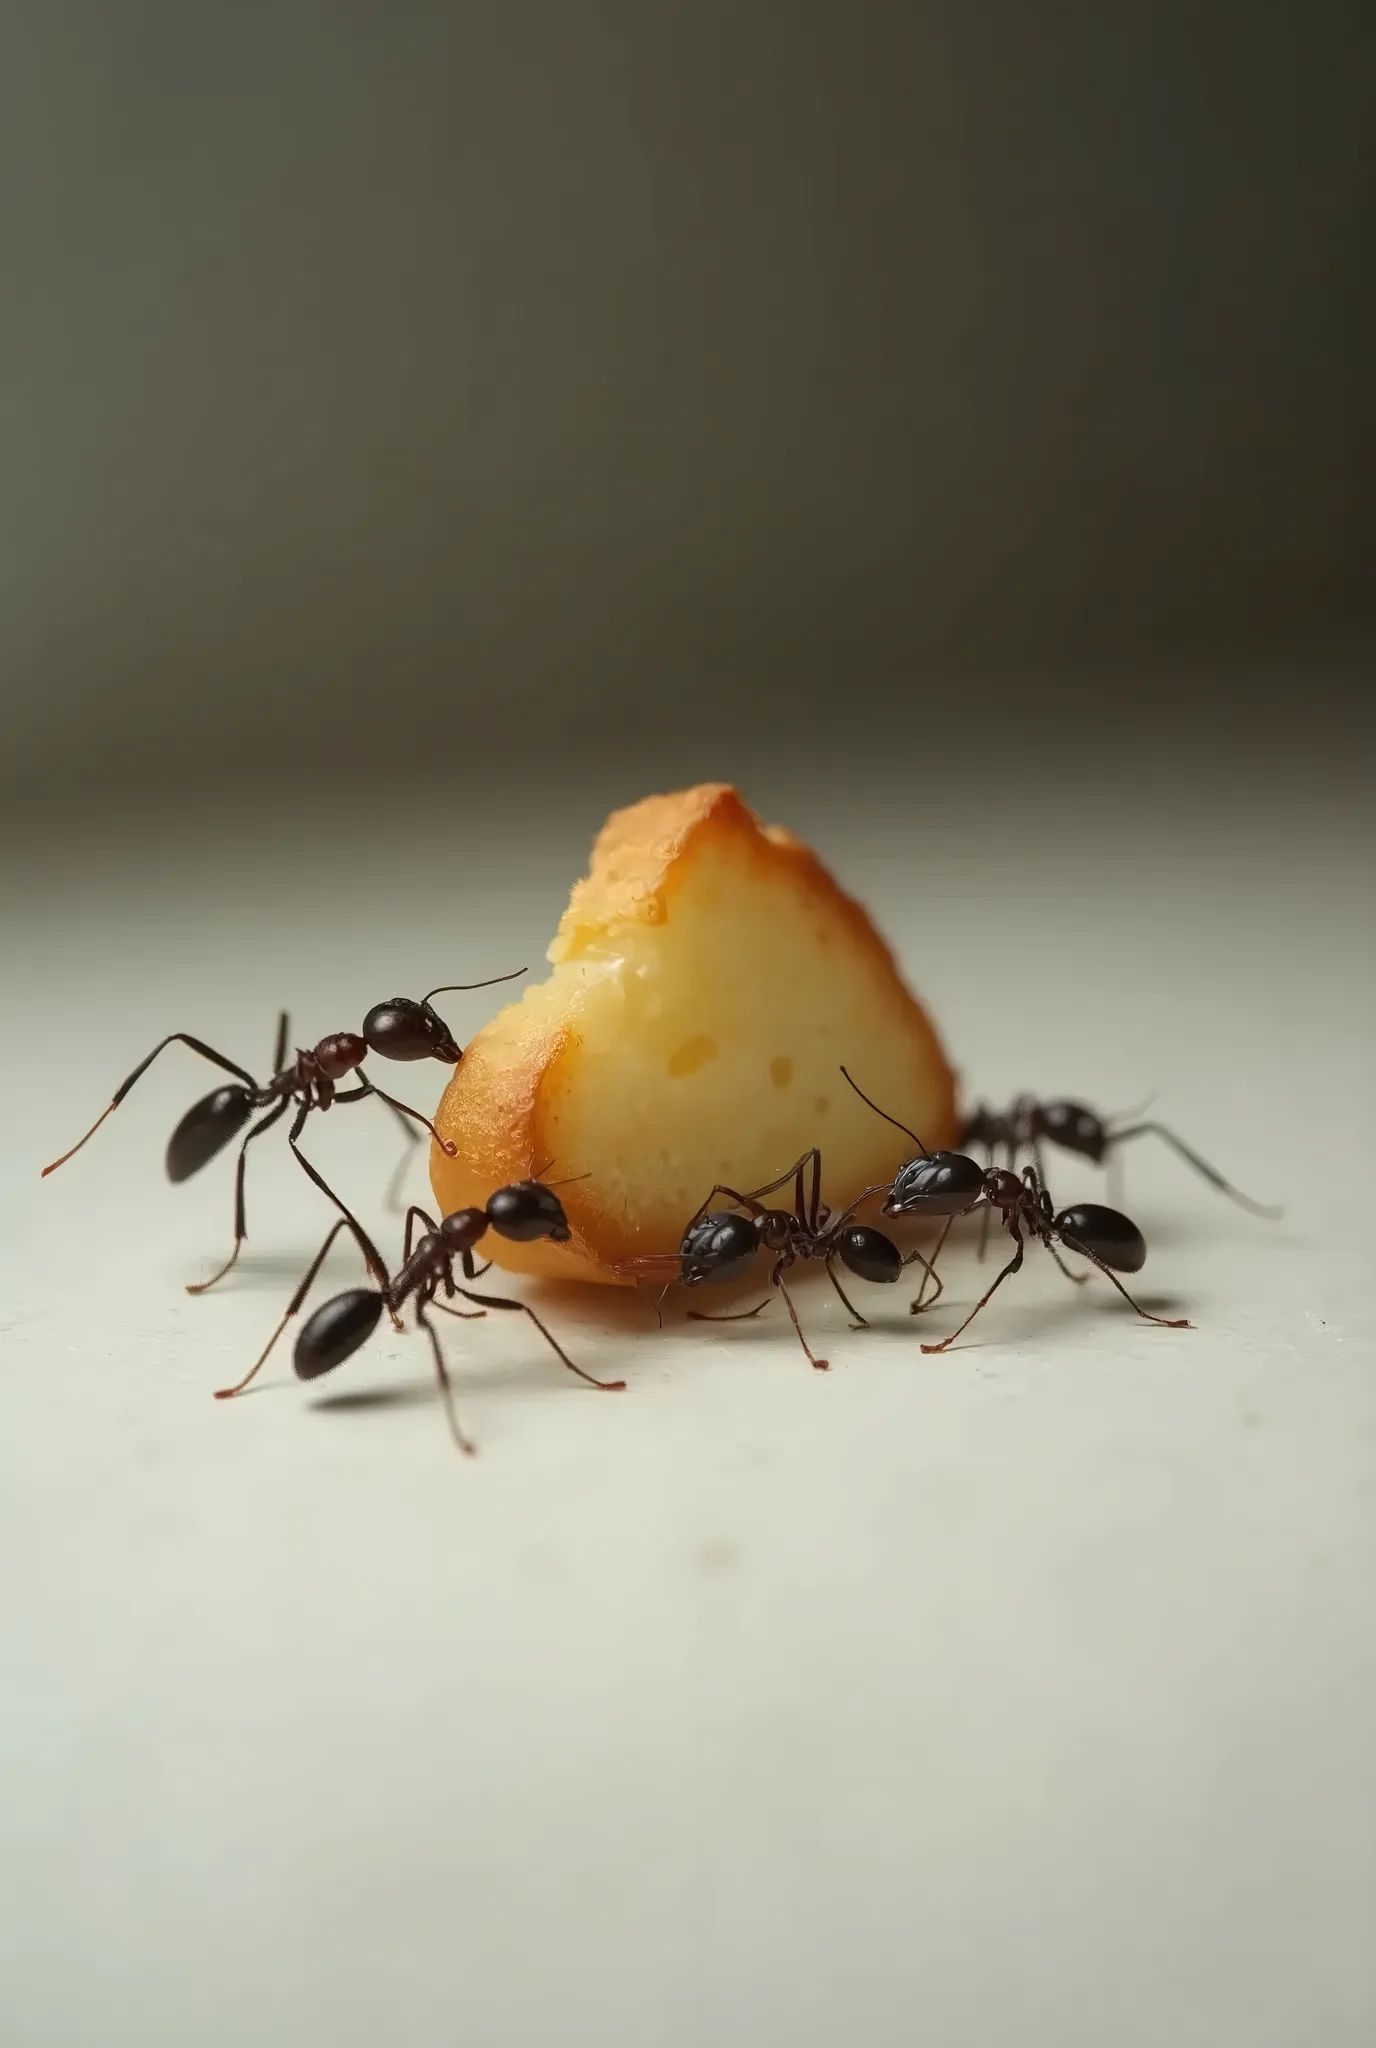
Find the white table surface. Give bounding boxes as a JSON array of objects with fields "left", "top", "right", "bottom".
[{"left": 2, "top": 768, "right": 1372, "bottom": 2047}]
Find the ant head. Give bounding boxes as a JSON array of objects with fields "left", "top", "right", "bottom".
[
  {"left": 314, "top": 1032, "right": 367, "bottom": 1081},
  {"left": 680, "top": 1211, "right": 760, "bottom": 1286},
  {"left": 485, "top": 1181, "right": 571, "bottom": 1243},
  {"left": 361, "top": 997, "right": 463, "bottom": 1065},
  {"left": 883, "top": 1151, "right": 986, "bottom": 1219},
  {"left": 1043, "top": 1100, "right": 1106, "bottom": 1162},
  {"left": 439, "top": 1207, "right": 488, "bottom": 1253}
]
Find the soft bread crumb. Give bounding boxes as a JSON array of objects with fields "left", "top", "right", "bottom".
[{"left": 430, "top": 784, "right": 958, "bottom": 1284}]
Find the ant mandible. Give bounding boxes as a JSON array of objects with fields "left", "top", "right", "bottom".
[
  {"left": 615, "top": 1147, "right": 938, "bottom": 1371},
  {"left": 212, "top": 1179, "right": 625, "bottom": 1455},
  {"left": 841, "top": 1069, "right": 1191, "bottom": 1350},
  {"left": 960, "top": 1092, "right": 1279, "bottom": 1217},
  {"left": 40, "top": 973, "right": 524, "bottom": 1294}
]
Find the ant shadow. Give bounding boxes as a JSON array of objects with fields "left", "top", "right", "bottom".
[
  {"left": 185, "top": 1246, "right": 341, "bottom": 1289},
  {"left": 310, "top": 1379, "right": 437, "bottom": 1415}
]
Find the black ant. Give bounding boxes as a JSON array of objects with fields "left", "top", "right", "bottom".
[
  {"left": 960, "top": 1092, "right": 1279, "bottom": 1218},
  {"left": 841, "top": 1069, "right": 1191, "bottom": 1351},
  {"left": 212, "top": 1180, "right": 626, "bottom": 1455},
  {"left": 614, "top": 1148, "right": 937, "bottom": 1371},
  {"left": 40, "top": 973, "right": 524, "bottom": 1294}
]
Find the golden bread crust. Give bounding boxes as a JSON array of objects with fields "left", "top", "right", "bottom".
[{"left": 430, "top": 784, "right": 957, "bottom": 1284}]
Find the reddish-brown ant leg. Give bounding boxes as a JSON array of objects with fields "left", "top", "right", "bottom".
[
  {"left": 286, "top": 1103, "right": 397, "bottom": 1318},
  {"left": 353, "top": 1072, "right": 457, "bottom": 1157},
  {"left": 824, "top": 1257, "right": 870, "bottom": 1328},
  {"left": 40, "top": 1033, "right": 258, "bottom": 1177},
  {"left": 921, "top": 1228, "right": 1027, "bottom": 1354},
  {"left": 908, "top": 1216, "right": 955, "bottom": 1313},
  {"left": 684, "top": 1151, "right": 823, "bottom": 1238},
  {"left": 1057, "top": 1237, "right": 1192, "bottom": 1328},
  {"left": 774, "top": 1265, "right": 828, "bottom": 1371},
  {"left": 1047, "top": 1244, "right": 1090, "bottom": 1286},
  {"left": 378, "top": 1101, "right": 423, "bottom": 1212},
  {"left": 1106, "top": 1122, "right": 1281, "bottom": 1218},
  {"left": 414, "top": 1300, "right": 478, "bottom": 1457},
  {"left": 402, "top": 1206, "right": 440, "bottom": 1262},
  {"left": 688, "top": 1298, "right": 772, "bottom": 1323},
  {"left": 214, "top": 1218, "right": 357, "bottom": 1400},
  {"left": 449, "top": 1283, "right": 626, "bottom": 1391},
  {"left": 430, "top": 1299, "right": 488, "bottom": 1322},
  {"left": 186, "top": 1098, "right": 291, "bottom": 1294}
]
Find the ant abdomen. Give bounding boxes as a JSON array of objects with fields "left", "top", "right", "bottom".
[
  {"left": 834, "top": 1225, "right": 903, "bottom": 1285},
  {"left": 1055, "top": 1204, "right": 1146, "bottom": 1273},
  {"left": 294, "top": 1289, "right": 385, "bottom": 1380},
  {"left": 165, "top": 1086, "right": 255, "bottom": 1183},
  {"left": 1040, "top": 1102, "right": 1107, "bottom": 1162}
]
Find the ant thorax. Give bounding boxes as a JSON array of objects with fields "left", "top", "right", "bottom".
[
  {"left": 986, "top": 1167, "right": 1025, "bottom": 1212},
  {"left": 758, "top": 1209, "right": 796, "bottom": 1252}
]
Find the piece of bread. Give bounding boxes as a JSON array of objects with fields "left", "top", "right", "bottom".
[{"left": 430, "top": 784, "right": 958, "bottom": 1284}]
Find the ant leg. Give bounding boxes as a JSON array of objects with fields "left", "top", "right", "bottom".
[
  {"left": 827, "top": 1180, "right": 907, "bottom": 1232},
  {"left": 688, "top": 1298, "right": 773, "bottom": 1322},
  {"left": 737, "top": 1152, "right": 822, "bottom": 1209},
  {"left": 909, "top": 1216, "right": 954, "bottom": 1313},
  {"left": 41, "top": 1035, "right": 258, "bottom": 1176},
  {"left": 1057, "top": 1236, "right": 1192, "bottom": 1329},
  {"left": 186, "top": 1097, "right": 291, "bottom": 1294},
  {"left": 921, "top": 1231, "right": 1026, "bottom": 1354},
  {"left": 402, "top": 1205, "right": 441, "bottom": 1262},
  {"left": 824, "top": 1257, "right": 870, "bottom": 1329},
  {"left": 684, "top": 1151, "right": 824, "bottom": 1236},
  {"left": 272, "top": 1011, "right": 290, "bottom": 1073},
  {"left": 431, "top": 1300, "right": 488, "bottom": 1322},
  {"left": 1107, "top": 1124, "right": 1281, "bottom": 1218},
  {"left": 1047, "top": 1244, "right": 1090, "bottom": 1287},
  {"left": 378, "top": 1099, "right": 423, "bottom": 1212},
  {"left": 449, "top": 1283, "right": 626, "bottom": 1390},
  {"left": 287, "top": 1103, "right": 395, "bottom": 1309},
  {"left": 213, "top": 1219, "right": 356, "bottom": 1399},
  {"left": 775, "top": 1267, "right": 829, "bottom": 1371},
  {"left": 352, "top": 1071, "right": 458, "bottom": 1158},
  {"left": 414, "top": 1301, "right": 478, "bottom": 1457},
  {"left": 803, "top": 1149, "right": 825, "bottom": 1234},
  {"left": 683, "top": 1181, "right": 766, "bottom": 1236}
]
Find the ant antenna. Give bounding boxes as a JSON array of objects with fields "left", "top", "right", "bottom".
[
  {"left": 528, "top": 1157, "right": 592, "bottom": 1190},
  {"left": 839, "top": 1067, "right": 931, "bottom": 1158},
  {"left": 422, "top": 970, "right": 527, "bottom": 1004}
]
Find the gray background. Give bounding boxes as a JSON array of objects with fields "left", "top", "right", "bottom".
[
  {"left": 3, "top": 15, "right": 1375, "bottom": 2048},
  {"left": 4, "top": 0, "right": 1373, "bottom": 817}
]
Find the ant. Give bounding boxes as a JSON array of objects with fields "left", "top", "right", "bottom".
[
  {"left": 841, "top": 1069, "right": 1191, "bottom": 1351},
  {"left": 40, "top": 973, "right": 524, "bottom": 1294},
  {"left": 960, "top": 1092, "right": 1279, "bottom": 1219},
  {"left": 614, "top": 1148, "right": 938, "bottom": 1371},
  {"left": 212, "top": 1179, "right": 626, "bottom": 1456}
]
